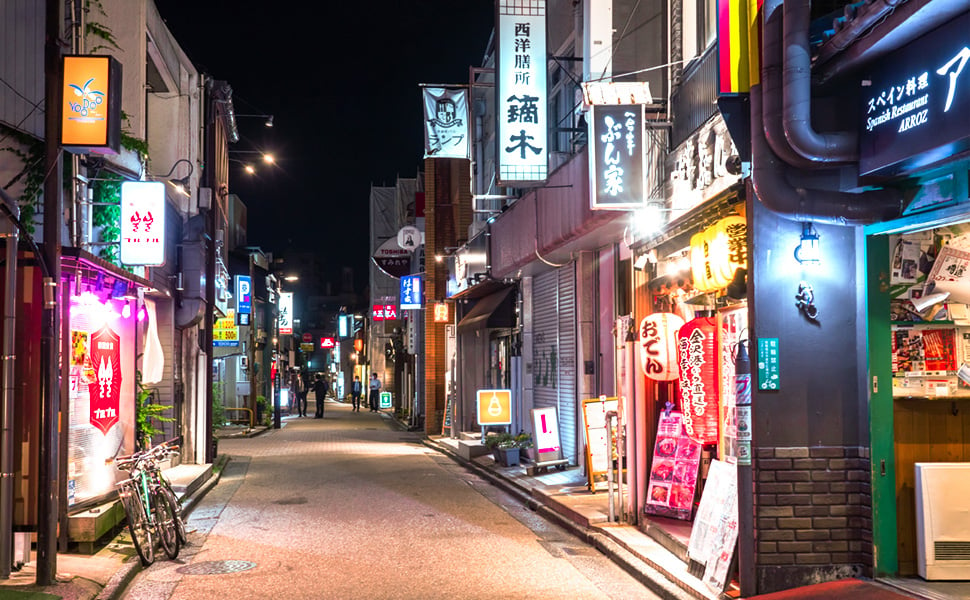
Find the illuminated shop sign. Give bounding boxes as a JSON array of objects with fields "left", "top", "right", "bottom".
[
  {"left": 120, "top": 182, "right": 166, "bottom": 266},
  {"left": 61, "top": 55, "right": 122, "bottom": 153},
  {"left": 400, "top": 275, "right": 422, "bottom": 310},
  {"left": 235, "top": 276, "right": 252, "bottom": 316},
  {"left": 497, "top": 0, "right": 547, "bottom": 185},
  {"left": 690, "top": 216, "right": 747, "bottom": 293},
  {"left": 278, "top": 292, "right": 293, "bottom": 335},
  {"left": 859, "top": 12, "right": 970, "bottom": 176},
  {"left": 214, "top": 310, "right": 239, "bottom": 347},
  {"left": 320, "top": 337, "right": 335, "bottom": 349},
  {"left": 589, "top": 104, "right": 646, "bottom": 210},
  {"left": 667, "top": 116, "right": 739, "bottom": 214},
  {"left": 639, "top": 312, "right": 685, "bottom": 381},
  {"left": 677, "top": 317, "right": 720, "bottom": 445},
  {"left": 372, "top": 304, "right": 398, "bottom": 321},
  {"left": 434, "top": 302, "right": 450, "bottom": 323}
]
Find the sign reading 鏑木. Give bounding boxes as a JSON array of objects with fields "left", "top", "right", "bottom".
[
  {"left": 496, "top": 0, "right": 547, "bottom": 186},
  {"left": 859, "top": 12, "right": 970, "bottom": 176}
]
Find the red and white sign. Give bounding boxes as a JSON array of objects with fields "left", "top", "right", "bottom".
[
  {"left": 88, "top": 325, "right": 121, "bottom": 434},
  {"left": 372, "top": 304, "right": 398, "bottom": 321},
  {"left": 120, "top": 181, "right": 165, "bottom": 266},
  {"left": 644, "top": 410, "right": 702, "bottom": 521},
  {"left": 373, "top": 238, "right": 411, "bottom": 279},
  {"left": 302, "top": 332, "right": 313, "bottom": 343},
  {"left": 677, "top": 316, "right": 720, "bottom": 444},
  {"left": 639, "top": 313, "right": 685, "bottom": 381},
  {"left": 320, "top": 337, "right": 335, "bottom": 349}
]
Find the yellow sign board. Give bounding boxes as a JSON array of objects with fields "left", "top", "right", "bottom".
[
  {"left": 476, "top": 389, "right": 512, "bottom": 426},
  {"left": 61, "top": 55, "right": 121, "bottom": 153},
  {"left": 213, "top": 310, "right": 238, "bottom": 346}
]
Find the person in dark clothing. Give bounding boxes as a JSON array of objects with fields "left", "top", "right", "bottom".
[
  {"left": 313, "top": 374, "right": 329, "bottom": 418},
  {"left": 368, "top": 372, "right": 381, "bottom": 412},
  {"left": 351, "top": 375, "right": 363, "bottom": 412}
]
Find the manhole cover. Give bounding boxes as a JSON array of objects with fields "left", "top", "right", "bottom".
[{"left": 176, "top": 560, "right": 257, "bottom": 575}]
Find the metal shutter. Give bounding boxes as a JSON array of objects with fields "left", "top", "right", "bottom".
[{"left": 532, "top": 265, "right": 578, "bottom": 464}]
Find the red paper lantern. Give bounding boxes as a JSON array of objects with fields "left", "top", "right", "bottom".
[
  {"left": 639, "top": 313, "right": 685, "bottom": 381},
  {"left": 677, "top": 316, "right": 719, "bottom": 444}
]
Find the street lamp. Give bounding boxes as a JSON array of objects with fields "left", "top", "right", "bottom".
[{"left": 156, "top": 158, "right": 194, "bottom": 197}]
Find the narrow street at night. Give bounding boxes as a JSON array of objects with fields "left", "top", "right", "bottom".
[{"left": 119, "top": 394, "right": 658, "bottom": 600}]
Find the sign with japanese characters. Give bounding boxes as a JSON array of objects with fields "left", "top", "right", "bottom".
[
  {"left": 667, "top": 115, "right": 739, "bottom": 215},
  {"left": 235, "top": 276, "right": 252, "bottom": 317},
  {"left": 88, "top": 325, "right": 121, "bottom": 434},
  {"left": 61, "top": 55, "right": 122, "bottom": 153},
  {"left": 120, "top": 181, "right": 166, "bottom": 266},
  {"left": 278, "top": 292, "right": 293, "bottom": 335},
  {"left": 400, "top": 275, "right": 422, "bottom": 310},
  {"left": 677, "top": 317, "right": 720, "bottom": 445},
  {"left": 589, "top": 104, "right": 646, "bottom": 209},
  {"left": 497, "top": 0, "right": 547, "bottom": 185},
  {"left": 639, "top": 313, "right": 685, "bottom": 381},
  {"left": 423, "top": 87, "right": 469, "bottom": 158},
  {"left": 860, "top": 12, "right": 970, "bottom": 176},
  {"left": 214, "top": 310, "right": 239, "bottom": 347},
  {"left": 373, "top": 237, "right": 412, "bottom": 279},
  {"left": 319, "top": 336, "right": 335, "bottom": 349},
  {"left": 372, "top": 304, "right": 398, "bottom": 321},
  {"left": 644, "top": 410, "right": 702, "bottom": 521}
]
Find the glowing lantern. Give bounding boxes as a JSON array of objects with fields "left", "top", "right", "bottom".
[
  {"left": 711, "top": 216, "right": 747, "bottom": 284},
  {"left": 639, "top": 313, "right": 685, "bottom": 381},
  {"left": 690, "top": 231, "right": 711, "bottom": 292},
  {"left": 677, "top": 316, "right": 720, "bottom": 444}
]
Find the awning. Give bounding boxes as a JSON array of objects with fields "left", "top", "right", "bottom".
[{"left": 457, "top": 287, "right": 515, "bottom": 333}]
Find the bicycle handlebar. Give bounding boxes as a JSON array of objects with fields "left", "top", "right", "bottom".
[{"left": 110, "top": 441, "right": 180, "bottom": 470}]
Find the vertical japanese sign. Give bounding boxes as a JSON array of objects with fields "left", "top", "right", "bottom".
[
  {"left": 88, "top": 325, "right": 121, "bottom": 434},
  {"left": 423, "top": 87, "right": 469, "bottom": 158},
  {"left": 278, "top": 292, "right": 293, "bottom": 335},
  {"left": 400, "top": 275, "right": 422, "bottom": 310},
  {"left": 235, "top": 276, "right": 252, "bottom": 319},
  {"left": 61, "top": 55, "right": 122, "bottom": 153},
  {"left": 590, "top": 104, "right": 646, "bottom": 209},
  {"left": 120, "top": 181, "right": 166, "bottom": 266},
  {"left": 497, "top": 0, "right": 547, "bottom": 185}
]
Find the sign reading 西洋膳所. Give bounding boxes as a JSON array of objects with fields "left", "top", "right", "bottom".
[
  {"left": 497, "top": 0, "right": 547, "bottom": 186},
  {"left": 859, "top": 12, "right": 970, "bottom": 177}
]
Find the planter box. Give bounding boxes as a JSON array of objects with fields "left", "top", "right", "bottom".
[{"left": 495, "top": 447, "right": 520, "bottom": 467}]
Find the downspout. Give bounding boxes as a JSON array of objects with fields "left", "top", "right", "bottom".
[
  {"left": 782, "top": 0, "right": 857, "bottom": 163},
  {"left": 0, "top": 189, "right": 19, "bottom": 579},
  {"left": 751, "top": 85, "right": 902, "bottom": 224},
  {"left": 761, "top": 0, "right": 817, "bottom": 169}
]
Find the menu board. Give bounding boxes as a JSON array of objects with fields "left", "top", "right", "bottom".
[
  {"left": 644, "top": 411, "right": 702, "bottom": 520},
  {"left": 688, "top": 459, "right": 739, "bottom": 593},
  {"left": 582, "top": 396, "right": 620, "bottom": 491}
]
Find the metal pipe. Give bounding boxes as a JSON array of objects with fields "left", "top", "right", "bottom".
[
  {"left": 606, "top": 411, "right": 617, "bottom": 522},
  {"left": 0, "top": 188, "right": 19, "bottom": 579}
]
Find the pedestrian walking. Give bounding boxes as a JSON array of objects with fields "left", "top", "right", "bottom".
[
  {"left": 351, "top": 375, "right": 363, "bottom": 412},
  {"left": 298, "top": 371, "right": 309, "bottom": 416},
  {"left": 313, "top": 374, "right": 329, "bottom": 418},
  {"left": 291, "top": 369, "right": 307, "bottom": 417},
  {"left": 368, "top": 372, "right": 381, "bottom": 412}
]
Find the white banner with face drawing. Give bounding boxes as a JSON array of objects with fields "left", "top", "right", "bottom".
[{"left": 423, "top": 87, "right": 468, "bottom": 159}]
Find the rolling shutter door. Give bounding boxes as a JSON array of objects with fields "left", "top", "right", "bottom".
[{"left": 532, "top": 265, "right": 578, "bottom": 464}]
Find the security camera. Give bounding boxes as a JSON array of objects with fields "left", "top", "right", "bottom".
[{"left": 725, "top": 155, "right": 743, "bottom": 176}]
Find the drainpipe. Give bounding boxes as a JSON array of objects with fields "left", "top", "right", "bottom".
[
  {"left": 0, "top": 189, "right": 18, "bottom": 579},
  {"left": 761, "top": 0, "right": 817, "bottom": 169},
  {"left": 782, "top": 0, "right": 857, "bottom": 163},
  {"left": 751, "top": 85, "right": 903, "bottom": 224}
]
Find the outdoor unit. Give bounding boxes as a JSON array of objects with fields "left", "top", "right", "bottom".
[{"left": 915, "top": 462, "right": 970, "bottom": 580}]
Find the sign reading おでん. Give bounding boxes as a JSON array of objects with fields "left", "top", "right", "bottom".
[
  {"left": 120, "top": 182, "right": 166, "bottom": 266},
  {"left": 859, "top": 12, "right": 970, "bottom": 176},
  {"left": 497, "top": 0, "right": 547, "bottom": 185}
]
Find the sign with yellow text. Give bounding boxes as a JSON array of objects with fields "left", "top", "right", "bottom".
[
  {"left": 61, "top": 55, "right": 122, "bottom": 153},
  {"left": 476, "top": 389, "right": 512, "bottom": 426},
  {"left": 213, "top": 310, "right": 238, "bottom": 347}
]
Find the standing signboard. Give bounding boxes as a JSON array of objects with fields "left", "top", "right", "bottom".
[
  {"left": 530, "top": 406, "right": 565, "bottom": 468},
  {"left": 688, "top": 459, "right": 739, "bottom": 594},
  {"left": 477, "top": 389, "right": 512, "bottom": 426},
  {"left": 643, "top": 411, "right": 702, "bottom": 520},
  {"left": 582, "top": 396, "right": 619, "bottom": 491}
]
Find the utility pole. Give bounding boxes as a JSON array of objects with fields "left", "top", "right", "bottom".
[{"left": 38, "top": 0, "right": 63, "bottom": 585}]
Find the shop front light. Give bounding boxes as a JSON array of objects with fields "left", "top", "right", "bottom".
[{"left": 794, "top": 222, "right": 820, "bottom": 266}]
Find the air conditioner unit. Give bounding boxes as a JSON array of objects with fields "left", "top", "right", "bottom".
[{"left": 915, "top": 462, "right": 970, "bottom": 580}]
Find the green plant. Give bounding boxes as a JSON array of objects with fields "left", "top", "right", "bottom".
[
  {"left": 484, "top": 431, "right": 516, "bottom": 450},
  {"left": 91, "top": 173, "right": 121, "bottom": 263},
  {"left": 0, "top": 124, "right": 44, "bottom": 234},
  {"left": 513, "top": 432, "right": 533, "bottom": 449},
  {"left": 256, "top": 395, "right": 270, "bottom": 426},
  {"left": 135, "top": 371, "right": 174, "bottom": 450},
  {"left": 212, "top": 382, "right": 225, "bottom": 431}
]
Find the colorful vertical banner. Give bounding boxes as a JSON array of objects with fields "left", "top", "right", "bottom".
[
  {"left": 497, "top": 0, "right": 548, "bottom": 185},
  {"left": 278, "top": 292, "right": 293, "bottom": 335},
  {"left": 88, "top": 325, "right": 122, "bottom": 434},
  {"left": 120, "top": 181, "right": 166, "bottom": 266},
  {"left": 400, "top": 275, "right": 422, "bottom": 310},
  {"left": 677, "top": 316, "right": 720, "bottom": 444},
  {"left": 423, "top": 87, "right": 469, "bottom": 158},
  {"left": 62, "top": 55, "right": 122, "bottom": 153},
  {"left": 716, "top": 0, "right": 756, "bottom": 94},
  {"left": 589, "top": 104, "right": 646, "bottom": 210},
  {"left": 644, "top": 410, "right": 702, "bottom": 520}
]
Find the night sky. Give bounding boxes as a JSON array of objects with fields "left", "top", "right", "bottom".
[{"left": 153, "top": 1, "right": 494, "bottom": 291}]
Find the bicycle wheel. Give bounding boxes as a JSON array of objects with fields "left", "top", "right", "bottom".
[
  {"left": 123, "top": 486, "right": 155, "bottom": 566},
  {"left": 151, "top": 487, "right": 181, "bottom": 560},
  {"left": 161, "top": 482, "right": 187, "bottom": 545}
]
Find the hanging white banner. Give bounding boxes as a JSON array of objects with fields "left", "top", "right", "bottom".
[{"left": 423, "top": 87, "right": 469, "bottom": 159}]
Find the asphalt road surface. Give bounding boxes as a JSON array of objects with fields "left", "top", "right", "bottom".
[{"left": 120, "top": 395, "right": 659, "bottom": 599}]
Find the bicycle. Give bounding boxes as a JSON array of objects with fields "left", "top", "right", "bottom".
[{"left": 114, "top": 442, "right": 184, "bottom": 565}]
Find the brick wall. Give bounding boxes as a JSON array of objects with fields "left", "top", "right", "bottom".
[{"left": 754, "top": 446, "right": 872, "bottom": 592}]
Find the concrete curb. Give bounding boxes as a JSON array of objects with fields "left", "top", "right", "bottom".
[{"left": 421, "top": 437, "right": 696, "bottom": 600}]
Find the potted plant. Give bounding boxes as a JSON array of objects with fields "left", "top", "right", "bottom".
[
  {"left": 135, "top": 371, "right": 174, "bottom": 451},
  {"left": 484, "top": 432, "right": 520, "bottom": 466},
  {"left": 514, "top": 432, "right": 534, "bottom": 462}
]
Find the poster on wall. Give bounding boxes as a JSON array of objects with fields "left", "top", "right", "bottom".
[
  {"left": 88, "top": 325, "right": 122, "bottom": 434},
  {"left": 644, "top": 410, "right": 702, "bottom": 520}
]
